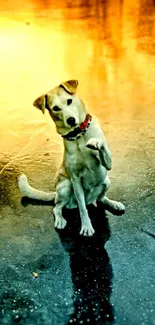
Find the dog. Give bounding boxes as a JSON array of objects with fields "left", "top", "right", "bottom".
[{"left": 18, "top": 80, "right": 125, "bottom": 236}]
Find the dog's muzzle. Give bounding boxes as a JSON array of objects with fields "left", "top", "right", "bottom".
[{"left": 62, "top": 114, "right": 92, "bottom": 141}]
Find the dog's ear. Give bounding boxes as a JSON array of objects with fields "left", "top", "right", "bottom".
[
  {"left": 59, "top": 80, "right": 79, "bottom": 94},
  {"left": 33, "top": 95, "right": 46, "bottom": 114}
]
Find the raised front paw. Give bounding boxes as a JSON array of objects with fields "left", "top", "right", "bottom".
[
  {"left": 86, "top": 138, "right": 102, "bottom": 151},
  {"left": 80, "top": 222, "right": 95, "bottom": 237}
]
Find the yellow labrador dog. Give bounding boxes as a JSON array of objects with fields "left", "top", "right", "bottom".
[{"left": 18, "top": 80, "right": 125, "bottom": 236}]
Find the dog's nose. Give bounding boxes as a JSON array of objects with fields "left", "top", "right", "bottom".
[{"left": 67, "top": 117, "right": 76, "bottom": 126}]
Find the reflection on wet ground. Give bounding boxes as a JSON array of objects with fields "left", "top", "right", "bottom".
[
  {"left": 0, "top": 203, "right": 113, "bottom": 325},
  {"left": 0, "top": 0, "right": 155, "bottom": 324}
]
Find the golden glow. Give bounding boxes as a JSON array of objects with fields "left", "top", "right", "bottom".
[{"left": 0, "top": 0, "right": 155, "bottom": 160}]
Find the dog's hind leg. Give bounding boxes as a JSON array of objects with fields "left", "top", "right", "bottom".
[
  {"left": 96, "top": 175, "right": 125, "bottom": 215},
  {"left": 98, "top": 186, "right": 125, "bottom": 216},
  {"left": 98, "top": 196, "right": 125, "bottom": 215},
  {"left": 53, "top": 179, "right": 72, "bottom": 229}
]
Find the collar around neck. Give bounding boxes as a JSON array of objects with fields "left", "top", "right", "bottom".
[{"left": 61, "top": 114, "right": 92, "bottom": 141}]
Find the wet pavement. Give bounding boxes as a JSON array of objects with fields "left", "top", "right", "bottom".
[{"left": 0, "top": 0, "right": 155, "bottom": 324}]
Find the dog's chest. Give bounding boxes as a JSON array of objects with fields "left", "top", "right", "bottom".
[
  {"left": 66, "top": 141, "right": 95, "bottom": 168},
  {"left": 65, "top": 140, "right": 106, "bottom": 186}
]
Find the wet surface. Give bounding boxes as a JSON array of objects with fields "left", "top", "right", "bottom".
[{"left": 0, "top": 0, "right": 155, "bottom": 324}]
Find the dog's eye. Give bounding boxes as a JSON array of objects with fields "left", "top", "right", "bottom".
[
  {"left": 52, "top": 106, "right": 61, "bottom": 112},
  {"left": 67, "top": 99, "right": 72, "bottom": 105}
]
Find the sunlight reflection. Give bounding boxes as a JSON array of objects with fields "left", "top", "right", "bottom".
[{"left": 0, "top": 0, "right": 155, "bottom": 161}]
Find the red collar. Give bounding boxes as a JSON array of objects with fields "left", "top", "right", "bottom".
[{"left": 79, "top": 114, "right": 92, "bottom": 130}]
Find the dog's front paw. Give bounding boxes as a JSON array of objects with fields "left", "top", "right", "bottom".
[
  {"left": 86, "top": 138, "right": 102, "bottom": 151},
  {"left": 54, "top": 216, "right": 67, "bottom": 229},
  {"left": 80, "top": 222, "right": 95, "bottom": 237}
]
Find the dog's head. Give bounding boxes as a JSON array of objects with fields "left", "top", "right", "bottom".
[{"left": 33, "top": 80, "right": 87, "bottom": 135}]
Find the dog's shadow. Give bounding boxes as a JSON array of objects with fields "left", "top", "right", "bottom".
[
  {"left": 57, "top": 205, "right": 114, "bottom": 325},
  {"left": 21, "top": 198, "right": 114, "bottom": 324}
]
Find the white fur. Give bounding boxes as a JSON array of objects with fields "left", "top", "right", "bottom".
[
  {"left": 18, "top": 83, "right": 125, "bottom": 236},
  {"left": 18, "top": 174, "right": 55, "bottom": 201}
]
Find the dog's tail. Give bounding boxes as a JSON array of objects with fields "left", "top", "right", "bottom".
[{"left": 18, "top": 174, "right": 56, "bottom": 202}]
